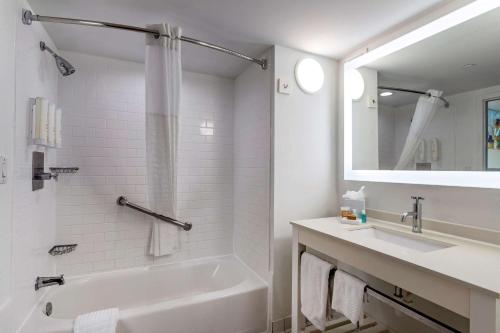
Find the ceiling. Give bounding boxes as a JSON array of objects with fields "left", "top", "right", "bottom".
[
  {"left": 28, "top": 0, "right": 443, "bottom": 78},
  {"left": 372, "top": 6, "right": 500, "bottom": 107}
]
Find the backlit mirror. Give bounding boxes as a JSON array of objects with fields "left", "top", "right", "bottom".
[{"left": 344, "top": 2, "right": 500, "bottom": 188}]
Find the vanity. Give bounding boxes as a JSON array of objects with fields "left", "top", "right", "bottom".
[{"left": 290, "top": 216, "right": 500, "bottom": 333}]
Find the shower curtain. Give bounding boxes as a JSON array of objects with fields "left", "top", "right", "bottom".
[
  {"left": 394, "top": 90, "right": 443, "bottom": 170},
  {"left": 145, "top": 23, "right": 182, "bottom": 256}
]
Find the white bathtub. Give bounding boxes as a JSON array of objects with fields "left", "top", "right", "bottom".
[{"left": 22, "top": 256, "right": 268, "bottom": 333}]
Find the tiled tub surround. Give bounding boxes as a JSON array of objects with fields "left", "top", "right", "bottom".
[{"left": 56, "top": 52, "right": 234, "bottom": 275}]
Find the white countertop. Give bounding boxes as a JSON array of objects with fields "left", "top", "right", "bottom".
[{"left": 291, "top": 217, "right": 500, "bottom": 297}]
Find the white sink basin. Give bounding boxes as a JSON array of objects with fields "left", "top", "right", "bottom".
[{"left": 349, "top": 227, "right": 454, "bottom": 252}]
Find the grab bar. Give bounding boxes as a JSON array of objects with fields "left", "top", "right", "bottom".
[{"left": 116, "top": 196, "right": 192, "bottom": 231}]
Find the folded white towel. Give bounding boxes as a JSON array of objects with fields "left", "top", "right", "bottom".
[
  {"left": 300, "top": 252, "right": 333, "bottom": 331},
  {"left": 74, "top": 308, "right": 119, "bottom": 333},
  {"left": 331, "top": 270, "right": 366, "bottom": 326}
]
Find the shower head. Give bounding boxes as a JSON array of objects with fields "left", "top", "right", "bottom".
[{"left": 40, "top": 41, "right": 75, "bottom": 76}]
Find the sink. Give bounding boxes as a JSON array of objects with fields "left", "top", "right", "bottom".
[{"left": 349, "top": 227, "right": 454, "bottom": 252}]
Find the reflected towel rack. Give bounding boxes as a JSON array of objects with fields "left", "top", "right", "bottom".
[{"left": 116, "top": 196, "right": 192, "bottom": 231}]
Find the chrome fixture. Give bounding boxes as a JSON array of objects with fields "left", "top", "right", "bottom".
[
  {"left": 378, "top": 86, "right": 450, "bottom": 108},
  {"left": 39, "top": 41, "right": 75, "bottom": 76},
  {"left": 401, "top": 196, "right": 424, "bottom": 233},
  {"left": 23, "top": 9, "right": 267, "bottom": 70},
  {"left": 35, "top": 275, "right": 65, "bottom": 290},
  {"left": 32, "top": 152, "right": 79, "bottom": 191},
  {"left": 117, "top": 196, "right": 192, "bottom": 231},
  {"left": 48, "top": 244, "right": 78, "bottom": 256},
  {"left": 44, "top": 302, "right": 53, "bottom": 317}
]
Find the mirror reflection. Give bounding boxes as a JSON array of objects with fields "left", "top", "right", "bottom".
[{"left": 351, "top": 7, "right": 500, "bottom": 171}]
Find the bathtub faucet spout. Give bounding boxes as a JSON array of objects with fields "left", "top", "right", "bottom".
[{"left": 35, "top": 275, "right": 65, "bottom": 290}]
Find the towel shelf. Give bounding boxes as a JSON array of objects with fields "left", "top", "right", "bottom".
[{"left": 116, "top": 196, "right": 192, "bottom": 231}]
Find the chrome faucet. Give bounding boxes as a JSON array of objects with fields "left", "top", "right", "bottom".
[
  {"left": 35, "top": 275, "right": 64, "bottom": 290},
  {"left": 401, "top": 196, "right": 424, "bottom": 233}
]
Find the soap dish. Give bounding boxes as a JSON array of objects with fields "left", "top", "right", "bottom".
[
  {"left": 48, "top": 244, "right": 78, "bottom": 256},
  {"left": 340, "top": 218, "right": 362, "bottom": 225}
]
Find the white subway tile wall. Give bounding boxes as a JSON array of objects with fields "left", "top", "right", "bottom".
[
  {"left": 55, "top": 52, "right": 234, "bottom": 274},
  {"left": 233, "top": 58, "right": 272, "bottom": 281},
  {"left": 7, "top": 0, "right": 59, "bottom": 330}
]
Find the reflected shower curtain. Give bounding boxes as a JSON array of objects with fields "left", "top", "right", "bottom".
[
  {"left": 145, "top": 24, "right": 182, "bottom": 256},
  {"left": 394, "top": 90, "right": 442, "bottom": 170}
]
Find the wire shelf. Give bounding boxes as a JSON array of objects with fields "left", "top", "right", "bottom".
[{"left": 48, "top": 244, "right": 77, "bottom": 256}]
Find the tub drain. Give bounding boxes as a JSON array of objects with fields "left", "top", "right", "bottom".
[{"left": 45, "top": 302, "right": 53, "bottom": 317}]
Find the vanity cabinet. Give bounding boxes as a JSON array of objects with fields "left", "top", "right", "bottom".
[{"left": 291, "top": 218, "right": 500, "bottom": 333}]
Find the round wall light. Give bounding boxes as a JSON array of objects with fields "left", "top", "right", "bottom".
[
  {"left": 346, "top": 68, "right": 365, "bottom": 100},
  {"left": 295, "top": 58, "right": 324, "bottom": 94}
]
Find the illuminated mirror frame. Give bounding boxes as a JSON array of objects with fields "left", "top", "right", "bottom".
[{"left": 344, "top": 0, "right": 500, "bottom": 189}]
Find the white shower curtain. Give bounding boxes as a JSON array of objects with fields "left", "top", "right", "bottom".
[
  {"left": 145, "top": 23, "right": 182, "bottom": 256},
  {"left": 394, "top": 90, "right": 443, "bottom": 170}
]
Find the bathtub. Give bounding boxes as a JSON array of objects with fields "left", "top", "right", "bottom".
[{"left": 22, "top": 256, "right": 268, "bottom": 333}]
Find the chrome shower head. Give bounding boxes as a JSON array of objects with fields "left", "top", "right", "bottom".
[{"left": 40, "top": 41, "right": 75, "bottom": 76}]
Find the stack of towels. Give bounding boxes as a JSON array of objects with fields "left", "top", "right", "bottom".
[{"left": 301, "top": 253, "right": 366, "bottom": 331}]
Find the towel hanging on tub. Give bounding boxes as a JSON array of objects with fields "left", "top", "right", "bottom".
[{"left": 74, "top": 308, "right": 119, "bottom": 333}]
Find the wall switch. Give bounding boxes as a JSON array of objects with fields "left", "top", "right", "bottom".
[
  {"left": 367, "top": 95, "right": 377, "bottom": 108},
  {"left": 0, "top": 156, "right": 7, "bottom": 184},
  {"left": 277, "top": 78, "right": 292, "bottom": 95}
]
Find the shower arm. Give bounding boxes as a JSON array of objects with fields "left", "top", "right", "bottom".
[
  {"left": 22, "top": 9, "right": 267, "bottom": 70},
  {"left": 378, "top": 86, "right": 450, "bottom": 108}
]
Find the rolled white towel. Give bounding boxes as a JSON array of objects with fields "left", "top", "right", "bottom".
[
  {"left": 48, "top": 103, "right": 56, "bottom": 146},
  {"left": 34, "top": 97, "right": 49, "bottom": 145},
  {"left": 55, "top": 108, "right": 63, "bottom": 148},
  {"left": 74, "top": 308, "right": 119, "bottom": 333}
]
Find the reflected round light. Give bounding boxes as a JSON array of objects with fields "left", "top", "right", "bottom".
[
  {"left": 380, "top": 91, "right": 393, "bottom": 97},
  {"left": 347, "top": 69, "right": 365, "bottom": 101},
  {"left": 295, "top": 58, "right": 325, "bottom": 94}
]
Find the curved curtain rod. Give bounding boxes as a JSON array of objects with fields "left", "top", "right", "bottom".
[
  {"left": 22, "top": 9, "right": 267, "bottom": 70},
  {"left": 378, "top": 86, "right": 450, "bottom": 108}
]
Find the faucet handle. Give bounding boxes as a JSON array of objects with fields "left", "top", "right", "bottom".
[{"left": 411, "top": 196, "right": 424, "bottom": 201}]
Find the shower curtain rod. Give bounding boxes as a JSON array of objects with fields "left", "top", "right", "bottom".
[
  {"left": 378, "top": 86, "right": 450, "bottom": 108},
  {"left": 22, "top": 9, "right": 267, "bottom": 70}
]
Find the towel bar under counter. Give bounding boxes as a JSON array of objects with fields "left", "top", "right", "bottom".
[{"left": 116, "top": 196, "right": 192, "bottom": 231}]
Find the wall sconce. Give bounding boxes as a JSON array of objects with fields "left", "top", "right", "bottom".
[{"left": 295, "top": 58, "right": 324, "bottom": 94}]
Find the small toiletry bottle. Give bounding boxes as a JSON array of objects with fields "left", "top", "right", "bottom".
[
  {"left": 351, "top": 209, "right": 358, "bottom": 220},
  {"left": 361, "top": 210, "right": 367, "bottom": 223}
]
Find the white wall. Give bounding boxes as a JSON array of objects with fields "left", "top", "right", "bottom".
[
  {"left": 272, "top": 45, "right": 337, "bottom": 321},
  {"left": 352, "top": 67, "right": 379, "bottom": 170},
  {"left": 0, "top": 1, "right": 60, "bottom": 332},
  {"left": 0, "top": 0, "right": 17, "bottom": 327},
  {"left": 55, "top": 52, "right": 235, "bottom": 275},
  {"left": 339, "top": 0, "right": 500, "bottom": 233},
  {"left": 233, "top": 50, "right": 273, "bottom": 282}
]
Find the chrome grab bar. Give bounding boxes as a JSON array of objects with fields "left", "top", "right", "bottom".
[{"left": 116, "top": 196, "right": 192, "bottom": 231}]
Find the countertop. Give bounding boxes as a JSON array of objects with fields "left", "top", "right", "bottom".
[{"left": 291, "top": 217, "right": 500, "bottom": 297}]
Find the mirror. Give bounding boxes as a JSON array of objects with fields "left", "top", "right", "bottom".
[{"left": 344, "top": 2, "right": 500, "bottom": 188}]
